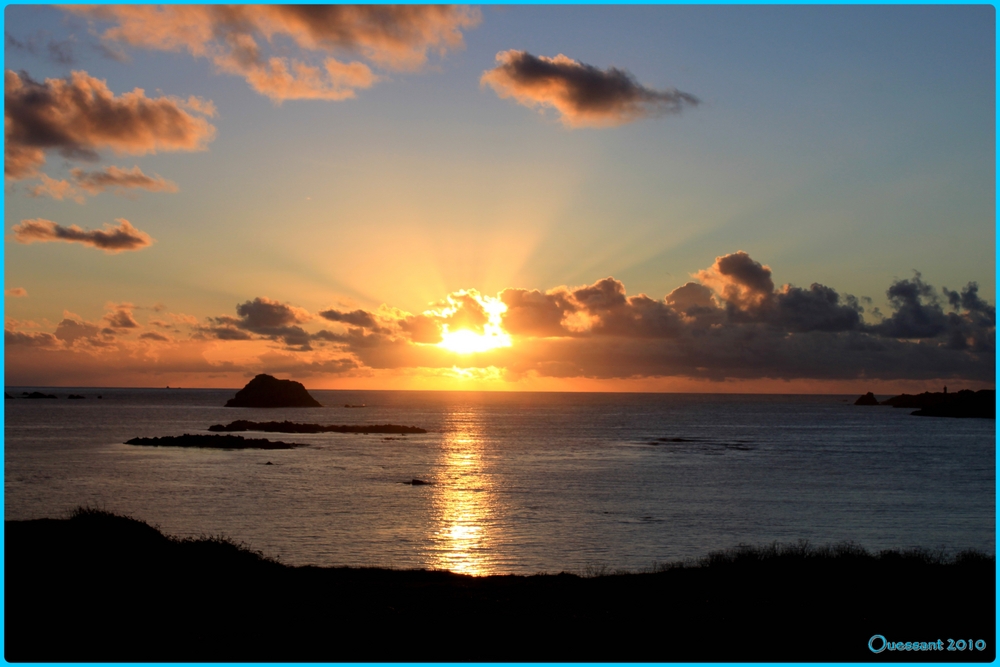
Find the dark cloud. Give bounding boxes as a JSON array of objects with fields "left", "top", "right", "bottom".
[
  {"left": 12, "top": 218, "right": 154, "bottom": 253},
  {"left": 53, "top": 317, "right": 100, "bottom": 343},
  {"left": 868, "top": 272, "right": 950, "bottom": 339},
  {"left": 481, "top": 50, "right": 698, "bottom": 127},
  {"left": 5, "top": 69, "right": 215, "bottom": 179},
  {"left": 208, "top": 297, "right": 314, "bottom": 349},
  {"left": 103, "top": 304, "right": 139, "bottom": 329},
  {"left": 318, "top": 308, "right": 379, "bottom": 329},
  {"left": 139, "top": 332, "right": 170, "bottom": 342},
  {"left": 69, "top": 5, "right": 480, "bottom": 102},
  {"left": 5, "top": 329, "right": 59, "bottom": 347}
]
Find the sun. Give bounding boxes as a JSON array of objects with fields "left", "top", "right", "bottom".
[{"left": 437, "top": 294, "right": 512, "bottom": 354}]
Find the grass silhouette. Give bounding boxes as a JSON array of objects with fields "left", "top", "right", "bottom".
[{"left": 6, "top": 509, "right": 994, "bottom": 662}]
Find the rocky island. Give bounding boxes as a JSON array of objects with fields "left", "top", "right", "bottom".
[
  {"left": 208, "top": 420, "right": 427, "bottom": 434},
  {"left": 854, "top": 388, "right": 994, "bottom": 418},
  {"left": 125, "top": 434, "right": 307, "bottom": 450},
  {"left": 224, "top": 374, "right": 322, "bottom": 408}
]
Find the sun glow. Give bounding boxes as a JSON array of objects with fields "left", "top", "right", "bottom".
[{"left": 437, "top": 293, "right": 512, "bottom": 354}]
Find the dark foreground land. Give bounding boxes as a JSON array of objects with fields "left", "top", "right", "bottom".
[{"left": 6, "top": 510, "right": 995, "bottom": 663}]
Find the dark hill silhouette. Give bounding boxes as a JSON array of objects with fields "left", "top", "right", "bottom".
[
  {"left": 5, "top": 509, "right": 994, "bottom": 662},
  {"left": 208, "top": 420, "right": 426, "bottom": 434},
  {"left": 225, "top": 374, "right": 322, "bottom": 408},
  {"left": 125, "top": 434, "right": 306, "bottom": 449}
]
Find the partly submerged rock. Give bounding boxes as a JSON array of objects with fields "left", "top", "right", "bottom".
[
  {"left": 23, "top": 391, "right": 57, "bottom": 399},
  {"left": 125, "top": 434, "right": 306, "bottom": 450},
  {"left": 853, "top": 392, "right": 879, "bottom": 406},
  {"left": 224, "top": 374, "right": 322, "bottom": 408},
  {"left": 208, "top": 420, "right": 426, "bottom": 434}
]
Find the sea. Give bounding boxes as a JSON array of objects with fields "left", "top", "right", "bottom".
[{"left": 4, "top": 389, "right": 995, "bottom": 576}]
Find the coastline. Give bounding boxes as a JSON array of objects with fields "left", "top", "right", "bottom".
[{"left": 6, "top": 509, "right": 994, "bottom": 662}]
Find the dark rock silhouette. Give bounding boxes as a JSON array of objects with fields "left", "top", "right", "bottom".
[
  {"left": 24, "top": 391, "right": 56, "bottom": 399},
  {"left": 4, "top": 392, "right": 12, "bottom": 399},
  {"left": 224, "top": 374, "right": 322, "bottom": 408},
  {"left": 853, "top": 392, "right": 880, "bottom": 406},
  {"left": 881, "top": 389, "right": 994, "bottom": 418},
  {"left": 5, "top": 509, "right": 994, "bottom": 662},
  {"left": 208, "top": 420, "right": 426, "bottom": 434},
  {"left": 405, "top": 479, "right": 432, "bottom": 485},
  {"left": 125, "top": 434, "right": 307, "bottom": 450}
]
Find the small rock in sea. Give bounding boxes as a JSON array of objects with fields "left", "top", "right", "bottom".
[
  {"left": 4, "top": 392, "right": 12, "bottom": 399},
  {"left": 854, "top": 392, "right": 880, "bottom": 406},
  {"left": 406, "top": 479, "right": 432, "bottom": 486},
  {"left": 265, "top": 461, "right": 273, "bottom": 465},
  {"left": 224, "top": 374, "right": 322, "bottom": 408}
]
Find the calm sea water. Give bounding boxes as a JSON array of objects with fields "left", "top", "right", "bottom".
[{"left": 4, "top": 389, "right": 995, "bottom": 575}]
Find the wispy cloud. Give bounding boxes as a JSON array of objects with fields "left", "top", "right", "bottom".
[{"left": 481, "top": 50, "right": 698, "bottom": 127}]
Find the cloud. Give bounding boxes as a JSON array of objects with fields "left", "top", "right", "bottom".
[
  {"left": 6, "top": 287, "right": 28, "bottom": 298},
  {"left": 12, "top": 218, "right": 154, "bottom": 253},
  {"left": 481, "top": 50, "right": 698, "bottom": 128},
  {"left": 53, "top": 317, "right": 100, "bottom": 344},
  {"left": 6, "top": 31, "right": 76, "bottom": 65},
  {"left": 5, "top": 69, "right": 216, "bottom": 179},
  {"left": 26, "top": 173, "right": 86, "bottom": 203},
  {"left": 139, "top": 332, "right": 170, "bottom": 342},
  {"left": 70, "top": 5, "right": 480, "bottom": 102},
  {"left": 5, "top": 329, "right": 59, "bottom": 348},
  {"left": 71, "top": 165, "right": 179, "bottom": 195},
  {"left": 207, "top": 296, "right": 314, "bottom": 349},
  {"left": 103, "top": 303, "right": 139, "bottom": 329},
  {"left": 313, "top": 253, "right": 992, "bottom": 385},
  {"left": 318, "top": 308, "right": 380, "bottom": 329}
]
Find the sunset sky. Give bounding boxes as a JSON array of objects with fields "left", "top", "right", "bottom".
[{"left": 4, "top": 5, "right": 995, "bottom": 392}]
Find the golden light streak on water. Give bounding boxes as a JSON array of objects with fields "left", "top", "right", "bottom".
[{"left": 429, "top": 411, "right": 498, "bottom": 576}]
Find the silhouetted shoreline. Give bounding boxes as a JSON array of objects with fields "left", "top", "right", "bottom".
[
  {"left": 5, "top": 510, "right": 994, "bottom": 662},
  {"left": 854, "top": 389, "right": 995, "bottom": 418}
]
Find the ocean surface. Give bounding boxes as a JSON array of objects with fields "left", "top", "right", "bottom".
[{"left": 4, "top": 389, "right": 995, "bottom": 575}]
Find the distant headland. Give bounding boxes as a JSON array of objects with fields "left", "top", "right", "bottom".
[
  {"left": 224, "top": 374, "right": 322, "bottom": 408},
  {"left": 855, "top": 388, "right": 994, "bottom": 418}
]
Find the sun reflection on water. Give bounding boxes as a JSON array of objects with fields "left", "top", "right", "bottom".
[{"left": 430, "top": 414, "right": 499, "bottom": 576}]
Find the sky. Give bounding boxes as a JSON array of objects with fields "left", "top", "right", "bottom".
[{"left": 3, "top": 4, "right": 995, "bottom": 392}]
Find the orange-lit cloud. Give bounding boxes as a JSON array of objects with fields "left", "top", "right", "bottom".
[
  {"left": 5, "top": 69, "right": 216, "bottom": 179},
  {"left": 6, "top": 287, "right": 28, "bottom": 298},
  {"left": 70, "top": 5, "right": 480, "bottom": 102},
  {"left": 4, "top": 252, "right": 994, "bottom": 389},
  {"left": 71, "top": 165, "right": 179, "bottom": 195},
  {"left": 481, "top": 50, "right": 698, "bottom": 127},
  {"left": 26, "top": 166, "right": 178, "bottom": 203},
  {"left": 12, "top": 218, "right": 154, "bottom": 253}
]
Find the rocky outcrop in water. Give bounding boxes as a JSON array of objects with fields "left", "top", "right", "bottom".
[
  {"left": 853, "top": 392, "right": 879, "bottom": 406},
  {"left": 125, "top": 434, "right": 307, "bottom": 450},
  {"left": 224, "top": 374, "right": 322, "bottom": 408},
  {"left": 208, "top": 420, "right": 426, "bottom": 434}
]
